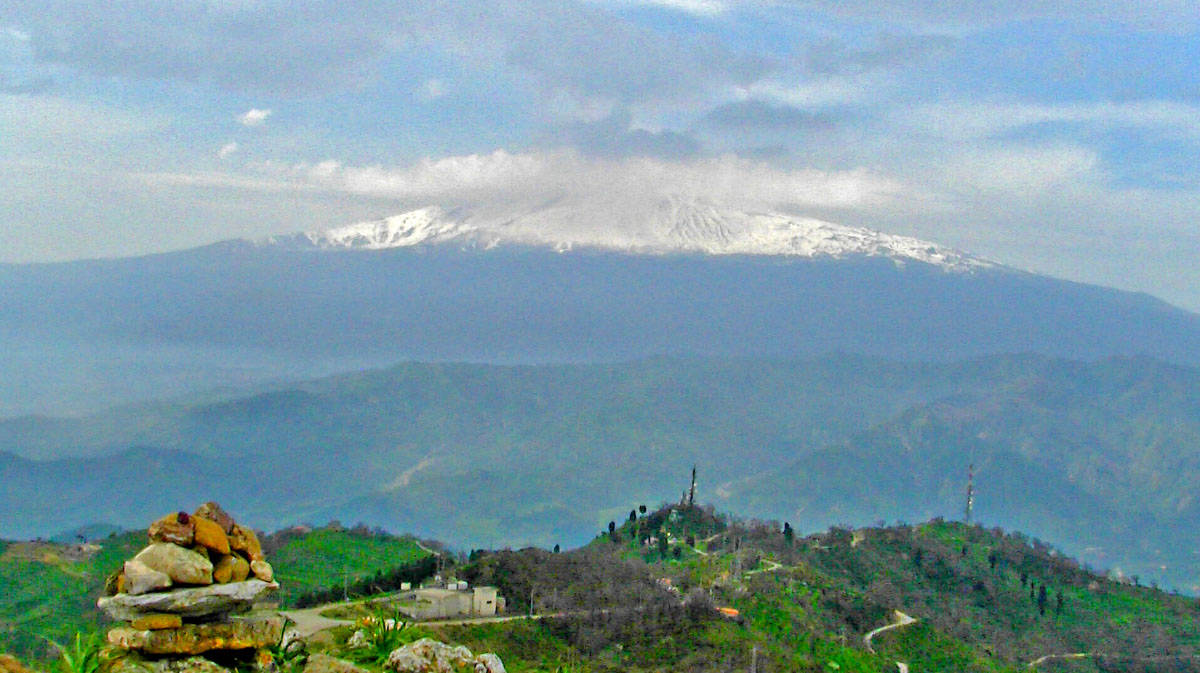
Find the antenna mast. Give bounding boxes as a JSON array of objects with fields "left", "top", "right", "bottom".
[{"left": 964, "top": 463, "right": 975, "bottom": 523}]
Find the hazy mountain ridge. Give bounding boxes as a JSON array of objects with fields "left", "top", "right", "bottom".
[
  {"left": 5, "top": 354, "right": 1200, "bottom": 590},
  {"left": 3, "top": 237, "right": 1200, "bottom": 417}
]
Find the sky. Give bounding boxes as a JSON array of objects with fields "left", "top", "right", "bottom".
[{"left": 1, "top": 1, "right": 1199, "bottom": 310}]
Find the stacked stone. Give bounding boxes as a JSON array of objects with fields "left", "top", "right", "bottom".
[{"left": 98, "top": 502, "right": 284, "bottom": 657}]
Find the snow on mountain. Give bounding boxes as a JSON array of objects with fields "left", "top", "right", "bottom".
[{"left": 274, "top": 196, "right": 993, "bottom": 271}]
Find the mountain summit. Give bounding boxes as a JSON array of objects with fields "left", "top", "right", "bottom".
[{"left": 271, "top": 197, "right": 991, "bottom": 271}]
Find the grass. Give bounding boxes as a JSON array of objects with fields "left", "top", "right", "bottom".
[{"left": 266, "top": 529, "right": 430, "bottom": 607}]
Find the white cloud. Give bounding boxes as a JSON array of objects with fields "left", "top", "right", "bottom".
[
  {"left": 596, "top": 0, "right": 729, "bottom": 15},
  {"left": 217, "top": 141, "right": 239, "bottom": 158},
  {"left": 418, "top": 78, "right": 447, "bottom": 100},
  {"left": 904, "top": 100, "right": 1200, "bottom": 141},
  {"left": 265, "top": 150, "right": 906, "bottom": 210},
  {"left": 237, "top": 108, "right": 272, "bottom": 127},
  {"left": 134, "top": 150, "right": 907, "bottom": 220}
]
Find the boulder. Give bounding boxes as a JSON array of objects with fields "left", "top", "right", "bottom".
[
  {"left": 193, "top": 503, "right": 235, "bottom": 534},
  {"left": 98, "top": 579, "right": 278, "bottom": 621},
  {"left": 213, "top": 556, "right": 235, "bottom": 584},
  {"left": 107, "top": 654, "right": 231, "bottom": 673},
  {"left": 345, "top": 630, "right": 367, "bottom": 649},
  {"left": 107, "top": 615, "right": 285, "bottom": 655},
  {"left": 124, "top": 560, "right": 173, "bottom": 595},
  {"left": 134, "top": 543, "right": 213, "bottom": 586},
  {"left": 383, "top": 639, "right": 477, "bottom": 673},
  {"left": 230, "top": 555, "right": 251, "bottom": 582},
  {"left": 229, "top": 525, "right": 264, "bottom": 561},
  {"left": 474, "top": 654, "right": 506, "bottom": 673},
  {"left": 250, "top": 560, "right": 274, "bottom": 582},
  {"left": 130, "top": 614, "right": 183, "bottom": 630},
  {"left": 303, "top": 655, "right": 367, "bottom": 673},
  {"left": 148, "top": 512, "right": 195, "bottom": 547},
  {"left": 194, "top": 517, "right": 231, "bottom": 556}
]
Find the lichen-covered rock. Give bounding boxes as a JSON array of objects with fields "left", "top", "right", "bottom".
[
  {"left": 229, "top": 525, "right": 264, "bottom": 561},
  {"left": 213, "top": 556, "right": 235, "bottom": 584},
  {"left": 194, "top": 517, "right": 231, "bottom": 556},
  {"left": 98, "top": 579, "right": 278, "bottom": 620},
  {"left": 130, "top": 614, "right": 183, "bottom": 630},
  {"left": 107, "top": 653, "right": 233, "bottom": 673},
  {"left": 230, "top": 555, "right": 251, "bottom": 582},
  {"left": 107, "top": 614, "right": 285, "bottom": 655},
  {"left": 474, "top": 654, "right": 505, "bottom": 673},
  {"left": 124, "top": 560, "right": 173, "bottom": 595},
  {"left": 250, "top": 560, "right": 274, "bottom": 582},
  {"left": 345, "top": 630, "right": 368, "bottom": 649},
  {"left": 383, "top": 639, "right": 479, "bottom": 673},
  {"left": 193, "top": 503, "right": 235, "bottom": 534},
  {"left": 302, "top": 654, "right": 367, "bottom": 673},
  {"left": 133, "top": 543, "right": 213, "bottom": 586},
  {"left": 148, "top": 512, "right": 195, "bottom": 547}
]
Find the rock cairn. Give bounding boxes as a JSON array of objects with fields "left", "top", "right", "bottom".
[{"left": 98, "top": 502, "right": 284, "bottom": 657}]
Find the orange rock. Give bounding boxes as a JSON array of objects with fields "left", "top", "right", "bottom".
[
  {"left": 130, "top": 614, "right": 183, "bottom": 630},
  {"left": 228, "top": 525, "right": 264, "bottom": 561},
  {"left": 230, "top": 555, "right": 251, "bottom": 582},
  {"left": 148, "top": 512, "right": 195, "bottom": 546},
  {"left": 193, "top": 502, "right": 235, "bottom": 534},
  {"left": 193, "top": 517, "right": 231, "bottom": 556},
  {"left": 212, "top": 556, "right": 235, "bottom": 584}
]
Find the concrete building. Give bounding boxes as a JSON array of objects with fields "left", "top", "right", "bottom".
[{"left": 393, "top": 583, "right": 504, "bottom": 621}]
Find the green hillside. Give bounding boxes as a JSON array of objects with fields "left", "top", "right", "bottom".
[{"left": 436, "top": 507, "right": 1200, "bottom": 672}]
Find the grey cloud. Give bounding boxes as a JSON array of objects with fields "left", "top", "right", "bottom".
[
  {"left": 0, "top": 73, "right": 52, "bottom": 94},
  {"left": 544, "top": 108, "right": 703, "bottom": 159},
  {"left": 783, "top": 0, "right": 1199, "bottom": 31},
  {"left": 0, "top": 1, "right": 770, "bottom": 102},
  {"left": 701, "top": 99, "right": 839, "bottom": 130},
  {"left": 803, "top": 33, "right": 957, "bottom": 77}
]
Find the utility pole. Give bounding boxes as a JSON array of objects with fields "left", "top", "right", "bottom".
[
  {"left": 688, "top": 464, "right": 697, "bottom": 507},
  {"left": 964, "top": 463, "right": 975, "bottom": 523},
  {"left": 749, "top": 644, "right": 758, "bottom": 673}
]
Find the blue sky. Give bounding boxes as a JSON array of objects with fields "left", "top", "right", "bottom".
[{"left": 1, "top": 1, "right": 1199, "bottom": 310}]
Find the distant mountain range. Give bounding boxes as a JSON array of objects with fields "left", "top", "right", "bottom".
[
  {"left": 4, "top": 354, "right": 1200, "bottom": 591},
  {"left": 1, "top": 197, "right": 1198, "bottom": 417}
]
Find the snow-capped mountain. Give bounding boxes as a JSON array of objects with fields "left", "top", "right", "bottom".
[{"left": 272, "top": 197, "right": 992, "bottom": 271}]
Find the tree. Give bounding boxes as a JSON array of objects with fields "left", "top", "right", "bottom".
[
  {"left": 783, "top": 522, "right": 794, "bottom": 545},
  {"left": 639, "top": 505, "right": 647, "bottom": 515},
  {"left": 1037, "top": 585, "right": 1048, "bottom": 616},
  {"left": 629, "top": 510, "right": 637, "bottom": 523},
  {"left": 657, "top": 533, "right": 668, "bottom": 558},
  {"left": 553, "top": 544, "right": 560, "bottom": 554},
  {"left": 608, "top": 521, "right": 616, "bottom": 535}
]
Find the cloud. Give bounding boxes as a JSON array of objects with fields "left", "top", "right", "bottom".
[
  {"left": 142, "top": 149, "right": 906, "bottom": 214},
  {"left": 784, "top": 0, "right": 1200, "bottom": 31},
  {"left": 419, "top": 78, "right": 447, "bottom": 100},
  {"left": 903, "top": 100, "right": 1200, "bottom": 141},
  {"left": 803, "top": 33, "right": 957, "bottom": 77},
  {"left": 701, "top": 99, "right": 838, "bottom": 131},
  {"left": 237, "top": 108, "right": 272, "bottom": 127},
  {"left": 217, "top": 142, "right": 238, "bottom": 158},
  {"left": 3, "top": 0, "right": 770, "bottom": 103},
  {"left": 596, "top": 0, "right": 729, "bottom": 15}
]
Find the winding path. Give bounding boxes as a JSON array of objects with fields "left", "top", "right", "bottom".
[{"left": 864, "top": 610, "right": 917, "bottom": 673}]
